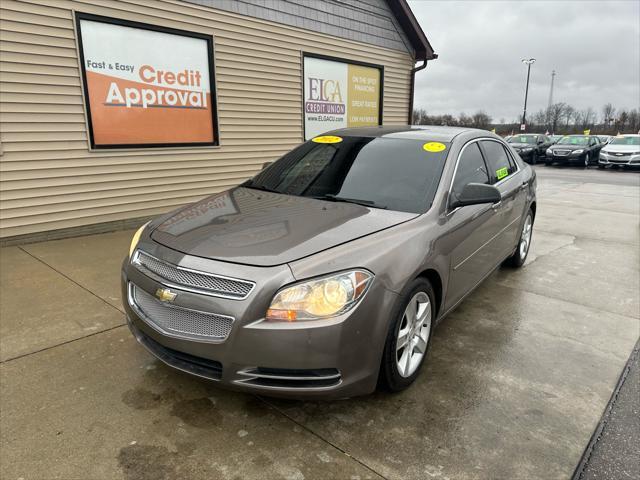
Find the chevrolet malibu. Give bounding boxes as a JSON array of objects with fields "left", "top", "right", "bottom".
[
  {"left": 122, "top": 126, "right": 537, "bottom": 399},
  {"left": 598, "top": 134, "right": 640, "bottom": 168}
]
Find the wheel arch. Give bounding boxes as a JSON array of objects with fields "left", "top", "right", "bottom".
[{"left": 415, "top": 268, "right": 443, "bottom": 316}]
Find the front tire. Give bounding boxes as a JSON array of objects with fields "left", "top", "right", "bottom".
[
  {"left": 505, "top": 209, "right": 534, "bottom": 268},
  {"left": 530, "top": 151, "right": 538, "bottom": 165},
  {"left": 584, "top": 153, "right": 591, "bottom": 167},
  {"left": 379, "top": 278, "right": 435, "bottom": 392}
]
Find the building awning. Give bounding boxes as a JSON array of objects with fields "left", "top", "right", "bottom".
[{"left": 388, "top": 0, "right": 438, "bottom": 61}]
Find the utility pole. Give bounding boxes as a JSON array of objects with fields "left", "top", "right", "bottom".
[
  {"left": 547, "top": 70, "right": 556, "bottom": 111},
  {"left": 521, "top": 58, "right": 536, "bottom": 131}
]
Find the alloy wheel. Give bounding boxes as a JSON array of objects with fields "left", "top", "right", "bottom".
[
  {"left": 395, "top": 292, "right": 431, "bottom": 378},
  {"left": 584, "top": 153, "right": 590, "bottom": 167},
  {"left": 519, "top": 213, "right": 533, "bottom": 259}
]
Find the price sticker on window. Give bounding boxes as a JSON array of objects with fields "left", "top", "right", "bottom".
[
  {"left": 423, "top": 142, "right": 447, "bottom": 152},
  {"left": 496, "top": 167, "right": 509, "bottom": 180},
  {"left": 312, "top": 135, "right": 343, "bottom": 144}
]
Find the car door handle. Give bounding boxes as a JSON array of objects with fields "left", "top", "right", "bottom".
[
  {"left": 520, "top": 182, "right": 528, "bottom": 191},
  {"left": 491, "top": 201, "right": 502, "bottom": 210}
]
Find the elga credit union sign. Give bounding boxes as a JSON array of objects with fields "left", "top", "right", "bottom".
[
  {"left": 303, "top": 54, "right": 383, "bottom": 140},
  {"left": 76, "top": 13, "right": 218, "bottom": 148}
]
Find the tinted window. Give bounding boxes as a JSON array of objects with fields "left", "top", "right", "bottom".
[
  {"left": 452, "top": 142, "right": 490, "bottom": 198},
  {"left": 481, "top": 141, "right": 516, "bottom": 183},
  {"left": 247, "top": 137, "right": 450, "bottom": 214}
]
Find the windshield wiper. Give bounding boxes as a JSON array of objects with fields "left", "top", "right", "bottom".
[{"left": 318, "top": 194, "right": 387, "bottom": 209}]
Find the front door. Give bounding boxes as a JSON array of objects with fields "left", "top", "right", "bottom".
[{"left": 444, "top": 141, "right": 505, "bottom": 311}]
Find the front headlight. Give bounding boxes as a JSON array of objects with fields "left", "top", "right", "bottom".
[
  {"left": 573, "top": 149, "right": 584, "bottom": 154},
  {"left": 129, "top": 221, "right": 150, "bottom": 258},
  {"left": 266, "top": 270, "right": 373, "bottom": 322},
  {"left": 522, "top": 147, "right": 533, "bottom": 152},
  {"left": 546, "top": 148, "right": 552, "bottom": 154}
]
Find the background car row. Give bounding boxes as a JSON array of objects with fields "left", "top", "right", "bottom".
[{"left": 507, "top": 133, "right": 639, "bottom": 169}]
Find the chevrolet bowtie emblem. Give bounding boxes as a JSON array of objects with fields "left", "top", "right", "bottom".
[{"left": 155, "top": 288, "right": 177, "bottom": 302}]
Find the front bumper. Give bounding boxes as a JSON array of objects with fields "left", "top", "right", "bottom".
[
  {"left": 598, "top": 152, "right": 640, "bottom": 166},
  {"left": 545, "top": 151, "right": 586, "bottom": 163},
  {"left": 121, "top": 241, "right": 396, "bottom": 399},
  {"left": 513, "top": 149, "right": 536, "bottom": 162}
]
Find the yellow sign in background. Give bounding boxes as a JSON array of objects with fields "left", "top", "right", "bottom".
[{"left": 347, "top": 64, "right": 380, "bottom": 127}]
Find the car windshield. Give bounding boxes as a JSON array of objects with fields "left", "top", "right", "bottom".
[
  {"left": 609, "top": 136, "right": 640, "bottom": 146},
  {"left": 557, "top": 136, "right": 589, "bottom": 145},
  {"left": 245, "top": 136, "right": 450, "bottom": 213},
  {"left": 508, "top": 135, "right": 538, "bottom": 144}
]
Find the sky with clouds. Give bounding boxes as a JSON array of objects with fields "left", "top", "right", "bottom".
[{"left": 408, "top": 0, "right": 640, "bottom": 123}]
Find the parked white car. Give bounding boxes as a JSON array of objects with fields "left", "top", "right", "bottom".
[{"left": 598, "top": 134, "right": 640, "bottom": 168}]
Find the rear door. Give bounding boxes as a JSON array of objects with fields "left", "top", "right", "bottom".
[{"left": 479, "top": 140, "right": 527, "bottom": 257}]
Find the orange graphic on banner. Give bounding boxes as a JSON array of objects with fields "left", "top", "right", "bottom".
[{"left": 86, "top": 71, "right": 214, "bottom": 145}]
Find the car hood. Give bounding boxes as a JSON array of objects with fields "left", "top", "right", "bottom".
[
  {"left": 602, "top": 145, "right": 639, "bottom": 153},
  {"left": 151, "top": 187, "right": 416, "bottom": 266}
]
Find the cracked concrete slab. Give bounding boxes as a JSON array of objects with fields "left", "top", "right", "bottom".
[
  {"left": 0, "top": 327, "right": 379, "bottom": 480},
  {"left": 494, "top": 237, "right": 639, "bottom": 318},
  {"left": 0, "top": 247, "right": 124, "bottom": 361},
  {"left": 21, "top": 229, "right": 135, "bottom": 311},
  {"left": 534, "top": 205, "right": 638, "bottom": 245}
]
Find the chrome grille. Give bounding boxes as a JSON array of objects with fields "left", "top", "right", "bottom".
[
  {"left": 553, "top": 149, "right": 571, "bottom": 156},
  {"left": 130, "top": 283, "right": 234, "bottom": 340},
  {"left": 133, "top": 250, "right": 254, "bottom": 300}
]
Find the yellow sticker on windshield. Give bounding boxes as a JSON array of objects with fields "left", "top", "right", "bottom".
[
  {"left": 312, "top": 135, "right": 343, "bottom": 144},
  {"left": 496, "top": 167, "right": 509, "bottom": 180},
  {"left": 423, "top": 142, "right": 447, "bottom": 152}
]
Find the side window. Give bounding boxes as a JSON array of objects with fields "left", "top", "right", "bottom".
[
  {"left": 452, "top": 142, "right": 490, "bottom": 198},
  {"left": 481, "top": 140, "right": 516, "bottom": 183}
]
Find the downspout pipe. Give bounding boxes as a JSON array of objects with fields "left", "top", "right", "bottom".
[{"left": 408, "top": 55, "right": 434, "bottom": 124}]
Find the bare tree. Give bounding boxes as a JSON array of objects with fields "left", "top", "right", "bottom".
[
  {"left": 628, "top": 109, "right": 640, "bottom": 133},
  {"left": 602, "top": 103, "right": 616, "bottom": 126},
  {"left": 548, "top": 103, "right": 567, "bottom": 134},
  {"left": 578, "top": 107, "right": 596, "bottom": 130},
  {"left": 471, "top": 111, "right": 492, "bottom": 129},
  {"left": 616, "top": 110, "right": 629, "bottom": 132},
  {"left": 563, "top": 105, "right": 575, "bottom": 128}
]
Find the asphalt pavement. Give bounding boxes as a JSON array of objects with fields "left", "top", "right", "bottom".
[{"left": 1, "top": 165, "right": 638, "bottom": 480}]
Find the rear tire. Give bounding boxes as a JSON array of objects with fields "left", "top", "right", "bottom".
[
  {"left": 505, "top": 209, "right": 534, "bottom": 268},
  {"left": 379, "top": 278, "right": 435, "bottom": 393}
]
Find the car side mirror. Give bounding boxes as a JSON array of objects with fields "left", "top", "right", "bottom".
[
  {"left": 450, "top": 183, "right": 502, "bottom": 210},
  {"left": 262, "top": 161, "right": 273, "bottom": 170}
]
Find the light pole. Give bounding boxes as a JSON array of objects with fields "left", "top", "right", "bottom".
[{"left": 521, "top": 58, "right": 536, "bottom": 131}]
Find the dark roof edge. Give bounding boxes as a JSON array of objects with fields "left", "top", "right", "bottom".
[{"left": 387, "top": 0, "right": 437, "bottom": 61}]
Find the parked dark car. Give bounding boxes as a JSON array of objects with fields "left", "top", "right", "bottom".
[
  {"left": 507, "top": 133, "right": 553, "bottom": 164},
  {"left": 122, "top": 126, "right": 536, "bottom": 399},
  {"left": 545, "top": 135, "right": 603, "bottom": 166}
]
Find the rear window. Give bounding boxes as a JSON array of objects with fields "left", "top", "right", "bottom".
[
  {"left": 480, "top": 140, "right": 516, "bottom": 183},
  {"left": 247, "top": 136, "right": 450, "bottom": 213}
]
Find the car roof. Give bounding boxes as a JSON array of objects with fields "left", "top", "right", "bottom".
[{"left": 322, "top": 125, "right": 486, "bottom": 142}]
